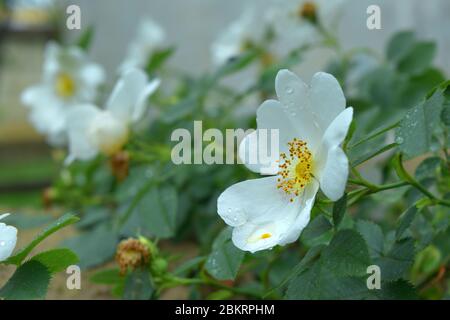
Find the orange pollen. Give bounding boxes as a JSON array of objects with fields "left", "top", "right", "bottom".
[{"left": 277, "top": 138, "right": 314, "bottom": 200}]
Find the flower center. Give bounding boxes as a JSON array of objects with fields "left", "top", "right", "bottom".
[
  {"left": 277, "top": 138, "right": 314, "bottom": 201},
  {"left": 55, "top": 73, "right": 76, "bottom": 98},
  {"left": 298, "top": 1, "right": 317, "bottom": 23},
  {"left": 88, "top": 112, "right": 129, "bottom": 156}
]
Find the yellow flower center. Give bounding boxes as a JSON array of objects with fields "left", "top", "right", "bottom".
[
  {"left": 298, "top": 1, "right": 317, "bottom": 22},
  {"left": 55, "top": 73, "right": 76, "bottom": 98},
  {"left": 260, "top": 233, "right": 272, "bottom": 239},
  {"left": 277, "top": 138, "right": 314, "bottom": 201}
]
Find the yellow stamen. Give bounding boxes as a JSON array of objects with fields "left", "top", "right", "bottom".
[
  {"left": 55, "top": 73, "right": 75, "bottom": 98},
  {"left": 277, "top": 138, "right": 314, "bottom": 200},
  {"left": 261, "top": 233, "right": 272, "bottom": 239}
]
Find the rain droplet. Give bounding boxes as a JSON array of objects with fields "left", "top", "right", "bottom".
[
  {"left": 286, "top": 86, "right": 294, "bottom": 94},
  {"left": 395, "top": 137, "right": 404, "bottom": 144},
  {"left": 0, "top": 241, "right": 5, "bottom": 247}
]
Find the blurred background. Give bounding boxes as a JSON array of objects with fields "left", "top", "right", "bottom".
[{"left": 0, "top": 0, "right": 449, "bottom": 207}]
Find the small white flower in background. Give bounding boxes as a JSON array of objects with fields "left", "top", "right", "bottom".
[
  {"left": 66, "top": 69, "right": 160, "bottom": 163},
  {"left": 0, "top": 214, "right": 18, "bottom": 262},
  {"left": 269, "top": 0, "right": 346, "bottom": 52},
  {"left": 21, "top": 41, "right": 105, "bottom": 146},
  {"left": 119, "top": 18, "right": 166, "bottom": 74},
  {"left": 211, "top": 8, "right": 264, "bottom": 66},
  {"left": 218, "top": 69, "right": 353, "bottom": 252}
]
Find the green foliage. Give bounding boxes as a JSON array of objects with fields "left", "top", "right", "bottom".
[
  {"left": 123, "top": 269, "right": 154, "bottom": 300},
  {"left": 5, "top": 214, "right": 79, "bottom": 266},
  {"left": 0, "top": 261, "right": 51, "bottom": 300},
  {"left": 62, "top": 225, "right": 117, "bottom": 268},
  {"left": 16, "top": 21, "right": 449, "bottom": 301},
  {"left": 396, "top": 85, "right": 447, "bottom": 159},
  {"left": 31, "top": 248, "right": 79, "bottom": 273},
  {"left": 205, "top": 228, "right": 245, "bottom": 280}
]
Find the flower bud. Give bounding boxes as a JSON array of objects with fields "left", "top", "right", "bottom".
[
  {"left": 109, "top": 151, "right": 130, "bottom": 181},
  {"left": 115, "top": 238, "right": 150, "bottom": 275},
  {"left": 298, "top": 1, "right": 317, "bottom": 24}
]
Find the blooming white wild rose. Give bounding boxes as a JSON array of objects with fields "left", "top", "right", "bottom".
[
  {"left": 21, "top": 42, "right": 105, "bottom": 146},
  {"left": 65, "top": 69, "right": 160, "bottom": 163},
  {"left": 119, "top": 18, "right": 166, "bottom": 74},
  {"left": 217, "top": 69, "right": 353, "bottom": 252},
  {"left": 0, "top": 214, "right": 18, "bottom": 262}
]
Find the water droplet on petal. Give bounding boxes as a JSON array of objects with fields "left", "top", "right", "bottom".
[
  {"left": 0, "top": 241, "right": 5, "bottom": 247},
  {"left": 395, "top": 137, "right": 404, "bottom": 144}
]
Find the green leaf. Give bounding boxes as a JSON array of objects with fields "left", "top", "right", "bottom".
[
  {"left": 161, "top": 94, "right": 198, "bottom": 123},
  {"left": 386, "top": 31, "right": 416, "bottom": 64},
  {"left": 301, "top": 215, "right": 332, "bottom": 241},
  {"left": 174, "top": 256, "right": 206, "bottom": 277},
  {"left": 0, "top": 260, "right": 51, "bottom": 300},
  {"left": 1, "top": 213, "right": 53, "bottom": 229},
  {"left": 146, "top": 47, "right": 175, "bottom": 74},
  {"left": 396, "top": 88, "right": 445, "bottom": 159},
  {"left": 212, "top": 49, "right": 259, "bottom": 80},
  {"left": 415, "top": 157, "right": 442, "bottom": 180},
  {"left": 76, "top": 25, "right": 94, "bottom": 51},
  {"left": 5, "top": 213, "right": 79, "bottom": 265},
  {"left": 205, "top": 228, "right": 245, "bottom": 281},
  {"left": 321, "top": 230, "right": 371, "bottom": 277},
  {"left": 356, "top": 220, "right": 384, "bottom": 259},
  {"left": 332, "top": 193, "right": 347, "bottom": 228},
  {"left": 136, "top": 184, "right": 178, "bottom": 238},
  {"left": 30, "top": 248, "right": 79, "bottom": 274},
  {"left": 442, "top": 103, "right": 450, "bottom": 126},
  {"left": 269, "top": 245, "right": 324, "bottom": 296},
  {"left": 90, "top": 268, "right": 123, "bottom": 285},
  {"left": 374, "top": 279, "right": 418, "bottom": 299},
  {"left": 397, "top": 42, "right": 436, "bottom": 75},
  {"left": 375, "top": 238, "right": 415, "bottom": 281},
  {"left": 396, "top": 206, "right": 418, "bottom": 240},
  {"left": 351, "top": 143, "right": 397, "bottom": 167},
  {"left": 62, "top": 226, "right": 117, "bottom": 269},
  {"left": 286, "top": 260, "right": 369, "bottom": 299},
  {"left": 122, "top": 269, "right": 154, "bottom": 300}
]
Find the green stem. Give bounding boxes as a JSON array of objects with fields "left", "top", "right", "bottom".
[{"left": 349, "top": 121, "right": 399, "bottom": 149}]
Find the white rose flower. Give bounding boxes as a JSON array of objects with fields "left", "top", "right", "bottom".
[
  {"left": 0, "top": 214, "right": 18, "bottom": 262},
  {"left": 269, "top": 0, "right": 346, "bottom": 52},
  {"left": 66, "top": 69, "right": 160, "bottom": 163},
  {"left": 21, "top": 41, "right": 105, "bottom": 145},
  {"left": 211, "top": 8, "right": 264, "bottom": 66},
  {"left": 119, "top": 18, "right": 166, "bottom": 74},
  {"left": 217, "top": 69, "right": 353, "bottom": 252}
]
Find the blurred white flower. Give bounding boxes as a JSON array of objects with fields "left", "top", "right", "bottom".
[
  {"left": 119, "top": 18, "right": 166, "bottom": 74},
  {"left": 0, "top": 214, "right": 18, "bottom": 262},
  {"left": 218, "top": 69, "right": 353, "bottom": 252},
  {"left": 21, "top": 42, "right": 105, "bottom": 146},
  {"left": 211, "top": 8, "right": 264, "bottom": 66},
  {"left": 66, "top": 69, "right": 160, "bottom": 163},
  {"left": 211, "top": 8, "right": 257, "bottom": 66},
  {"left": 269, "top": 0, "right": 346, "bottom": 52}
]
